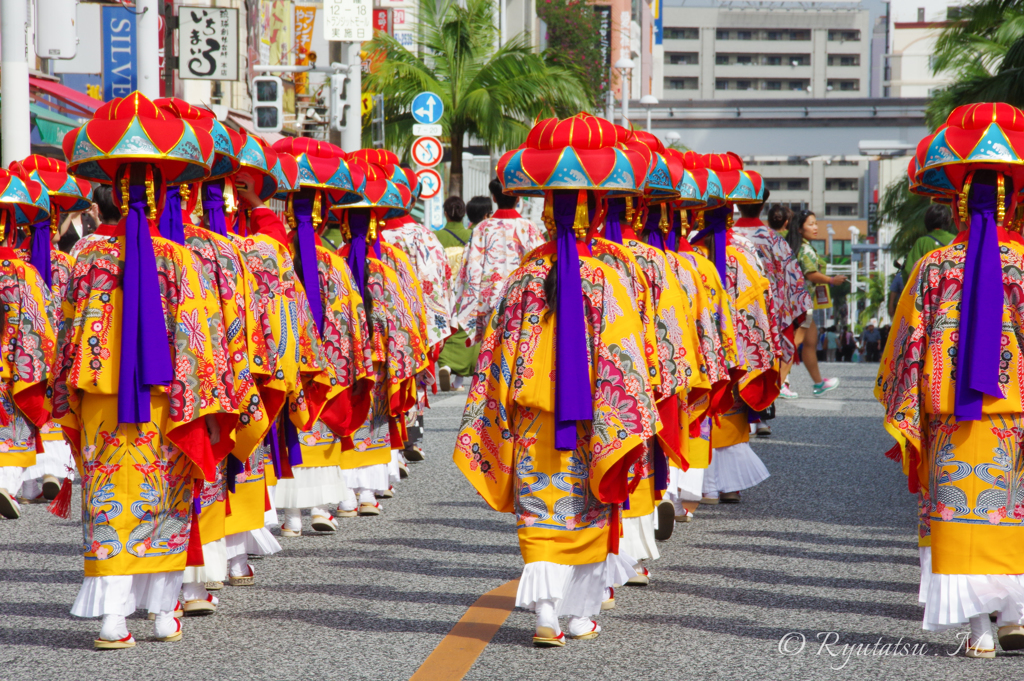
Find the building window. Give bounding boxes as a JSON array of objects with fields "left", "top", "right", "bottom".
[
  {"left": 789, "top": 30, "right": 811, "bottom": 41},
  {"left": 667, "top": 78, "right": 699, "bottom": 90},
  {"left": 787, "top": 179, "right": 808, "bottom": 191},
  {"left": 716, "top": 29, "right": 730, "bottom": 40},
  {"left": 766, "top": 30, "right": 782, "bottom": 41},
  {"left": 765, "top": 180, "right": 781, "bottom": 190},
  {"left": 789, "top": 55, "right": 810, "bottom": 66},
  {"left": 737, "top": 30, "right": 753, "bottom": 40},
  {"left": 666, "top": 52, "right": 699, "bottom": 64},
  {"left": 827, "top": 54, "right": 860, "bottom": 66},
  {"left": 665, "top": 27, "right": 699, "bottom": 40},
  {"left": 736, "top": 54, "right": 753, "bottom": 65},
  {"left": 736, "top": 80, "right": 752, "bottom": 90},
  {"left": 836, "top": 160, "right": 860, "bottom": 166},
  {"left": 826, "top": 178, "right": 859, "bottom": 191},
  {"left": 716, "top": 79, "right": 729, "bottom": 90},
  {"left": 825, "top": 204, "right": 859, "bottom": 217},
  {"left": 716, "top": 54, "right": 730, "bottom": 65},
  {"left": 827, "top": 79, "right": 860, "bottom": 91},
  {"left": 789, "top": 80, "right": 807, "bottom": 91},
  {"left": 828, "top": 30, "right": 861, "bottom": 41},
  {"left": 764, "top": 55, "right": 782, "bottom": 66},
  {"left": 764, "top": 80, "right": 782, "bottom": 91}
]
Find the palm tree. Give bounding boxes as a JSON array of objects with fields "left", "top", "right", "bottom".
[
  {"left": 927, "top": 0, "right": 1024, "bottom": 127},
  {"left": 875, "top": 180, "right": 931, "bottom": 265},
  {"left": 363, "top": 0, "right": 591, "bottom": 198}
]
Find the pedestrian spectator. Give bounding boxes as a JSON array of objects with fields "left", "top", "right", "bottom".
[
  {"left": 70, "top": 184, "right": 120, "bottom": 258},
  {"left": 786, "top": 209, "right": 845, "bottom": 395},
  {"left": 465, "top": 195, "right": 492, "bottom": 228},
  {"left": 888, "top": 267, "right": 904, "bottom": 320},
  {"left": 826, "top": 326, "right": 838, "bottom": 363},
  {"left": 902, "top": 204, "right": 956, "bottom": 282},
  {"left": 816, "top": 332, "right": 825, "bottom": 362},
  {"left": 841, "top": 326, "right": 856, "bottom": 362},
  {"left": 767, "top": 204, "right": 791, "bottom": 238},
  {"left": 862, "top": 318, "right": 882, "bottom": 362}
]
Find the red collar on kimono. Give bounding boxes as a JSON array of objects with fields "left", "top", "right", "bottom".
[
  {"left": 676, "top": 236, "right": 694, "bottom": 252},
  {"left": 18, "top": 236, "right": 53, "bottom": 252},
  {"left": 529, "top": 239, "right": 592, "bottom": 259},
  {"left": 94, "top": 223, "right": 118, "bottom": 237},
  {"left": 111, "top": 220, "right": 162, "bottom": 237},
  {"left": 0, "top": 247, "right": 19, "bottom": 260},
  {"left": 952, "top": 226, "right": 1024, "bottom": 245},
  {"left": 493, "top": 209, "right": 522, "bottom": 220},
  {"left": 248, "top": 206, "right": 290, "bottom": 247},
  {"left": 733, "top": 217, "right": 765, "bottom": 228}
]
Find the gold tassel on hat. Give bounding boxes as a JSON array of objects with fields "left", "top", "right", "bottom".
[
  {"left": 958, "top": 175, "right": 972, "bottom": 227},
  {"left": 625, "top": 196, "right": 635, "bottom": 226},
  {"left": 679, "top": 208, "right": 690, "bottom": 234},
  {"left": 368, "top": 213, "right": 378, "bottom": 242},
  {"left": 312, "top": 190, "right": 323, "bottom": 230},
  {"left": 997, "top": 174, "right": 1006, "bottom": 226},
  {"left": 119, "top": 177, "right": 130, "bottom": 218},
  {"left": 145, "top": 167, "right": 156, "bottom": 219},
  {"left": 542, "top": 191, "right": 555, "bottom": 238},
  {"left": 223, "top": 177, "right": 238, "bottom": 215},
  {"left": 341, "top": 211, "right": 352, "bottom": 240},
  {"left": 573, "top": 189, "right": 588, "bottom": 239},
  {"left": 285, "top": 194, "right": 297, "bottom": 230},
  {"left": 659, "top": 203, "right": 669, "bottom": 234}
]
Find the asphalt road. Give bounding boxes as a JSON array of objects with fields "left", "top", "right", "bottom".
[{"left": 1, "top": 363, "right": 1021, "bottom": 680}]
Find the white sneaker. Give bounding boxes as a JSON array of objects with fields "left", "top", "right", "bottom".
[{"left": 779, "top": 384, "right": 799, "bottom": 399}]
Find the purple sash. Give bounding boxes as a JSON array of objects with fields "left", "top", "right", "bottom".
[
  {"left": 604, "top": 198, "right": 625, "bottom": 244},
  {"left": 118, "top": 184, "right": 173, "bottom": 424},
  {"left": 551, "top": 192, "right": 593, "bottom": 451},
  {"left": 643, "top": 207, "right": 667, "bottom": 252},
  {"left": 691, "top": 205, "right": 729, "bottom": 284},
  {"left": 291, "top": 195, "right": 325, "bottom": 336},
  {"left": 29, "top": 220, "right": 52, "bottom": 288},
  {"left": 158, "top": 185, "right": 185, "bottom": 245},
  {"left": 203, "top": 181, "right": 228, "bottom": 237},
  {"left": 954, "top": 180, "right": 1004, "bottom": 420}
]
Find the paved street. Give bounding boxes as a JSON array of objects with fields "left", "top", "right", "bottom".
[{"left": 1, "top": 363, "right": 1021, "bottom": 680}]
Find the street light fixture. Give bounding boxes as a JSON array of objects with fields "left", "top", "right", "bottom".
[
  {"left": 640, "top": 94, "right": 658, "bottom": 132},
  {"left": 615, "top": 58, "right": 635, "bottom": 127}
]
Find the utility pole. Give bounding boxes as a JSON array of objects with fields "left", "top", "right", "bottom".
[
  {"left": 137, "top": 0, "right": 161, "bottom": 97},
  {"left": 341, "top": 42, "right": 361, "bottom": 152},
  {"left": 1, "top": 0, "right": 31, "bottom": 165},
  {"left": 329, "top": 40, "right": 343, "bottom": 147}
]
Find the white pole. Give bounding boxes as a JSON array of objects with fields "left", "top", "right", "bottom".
[
  {"left": 499, "top": 0, "right": 505, "bottom": 48},
  {"left": 621, "top": 73, "right": 629, "bottom": 126},
  {"left": 137, "top": 0, "right": 160, "bottom": 97},
  {"left": 342, "top": 42, "right": 362, "bottom": 151},
  {"left": 1, "top": 0, "right": 31, "bottom": 165},
  {"left": 849, "top": 225, "right": 860, "bottom": 330}
]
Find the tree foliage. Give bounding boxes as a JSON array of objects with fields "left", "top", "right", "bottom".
[
  {"left": 536, "top": 0, "right": 606, "bottom": 110},
  {"left": 362, "top": 0, "right": 591, "bottom": 197}
]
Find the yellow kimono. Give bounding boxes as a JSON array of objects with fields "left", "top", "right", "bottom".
[
  {"left": 454, "top": 244, "right": 660, "bottom": 565},
  {"left": 54, "top": 231, "right": 240, "bottom": 577},
  {"left": 878, "top": 235, "right": 1024, "bottom": 574},
  {"left": 0, "top": 254, "right": 59, "bottom": 473}
]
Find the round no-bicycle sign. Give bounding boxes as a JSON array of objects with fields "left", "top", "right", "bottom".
[
  {"left": 416, "top": 168, "right": 443, "bottom": 200},
  {"left": 411, "top": 136, "right": 443, "bottom": 168}
]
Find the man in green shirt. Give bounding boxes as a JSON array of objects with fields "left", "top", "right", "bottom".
[
  {"left": 903, "top": 204, "right": 956, "bottom": 279},
  {"left": 435, "top": 196, "right": 473, "bottom": 249}
]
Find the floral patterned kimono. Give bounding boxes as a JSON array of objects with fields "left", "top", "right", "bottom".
[
  {"left": 381, "top": 218, "right": 454, "bottom": 349},
  {"left": 455, "top": 244, "right": 659, "bottom": 568},
  {"left": 53, "top": 229, "right": 239, "bottom": 578},
  {"left": 0, "top": 253, "right": 59, "bottom": 502},
  {"left": 453, "top": 210, "right": 546, "bottom": 343},
  {"left": 877, "top": 227, "right": 1024, "bottom": 630},
  {"left": 13, "top": 246, "right": 75, "bottom": 494},
  {"left": 732, "top": 217, "right": 811, "bottom": 364}
]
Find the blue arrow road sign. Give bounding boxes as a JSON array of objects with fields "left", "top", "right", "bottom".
[{"left": 412, "top": 92, "right": 444, "bottom": 125}]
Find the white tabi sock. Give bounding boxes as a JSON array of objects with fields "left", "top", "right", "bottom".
[
  {"left": 535, "top": 599, "right": 560, "bottom": 635},
  {"left": 228, "top": 553, "right": 250, "bottom": 578},
  {"left": 567, "top": 616, "right": 601, "bottom": 637},
  {"left": 310, "top": 506, "right": 331, "bottom": 518},
  {"left": 970, "top": 614, "right": 994, "bottom": 650},
  {"left": 182, "top": 582, "right": 209, "bottom": 602},
  {"left": 283, "top": 508, "right": 302, "bottom": 531},
  {"left": 357, "top": 489, "right": 376, "bottom": 505},
  {"left": 99, "top": 614, "right": 129, "bottom": 642},
  {"left": 153, "top": 611, "right": 180, "bottom": 639}
]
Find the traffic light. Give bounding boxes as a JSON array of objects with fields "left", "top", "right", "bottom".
[
  {"left": 252, "top": 76, "right": 283, "bottom": 134},
  {"left": 330, "top": 73, "right": 351, "bottom": 134}
]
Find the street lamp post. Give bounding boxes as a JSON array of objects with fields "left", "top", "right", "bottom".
[
  {"left": 848, "top": 225, "right": 860, "bottom": 330},
  {"left": 640, "top": 94, "right": 658, "bottom": 132},
  {"left": 1, "top": 0, "right": 31, "bottom": 165},
  {"left": 615, "top": 58, "right": 634, "bottom": 127}
]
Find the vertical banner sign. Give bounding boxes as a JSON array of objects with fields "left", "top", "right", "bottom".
[
  {"left": 595, "top": 6, "right": 611, "bottom": 92},
  {"left": 653, "top": 0, "right": 662, "bottom": 45},
  {"left": 158, "top": 13, "right": 166, "bottom": 96},
  {"left": 372, "top": 8, "right": 392, "bottom": 35},
  {"left": 178, "top": 7, "right": 239, "bottom": 80},
  {"left": 103, "top": 6, "right": 136, "bottom": 101},
  {"left": 293, "top": 5, "right": 317, "bottom": 95},
  {"left": 245, "top": 0, "right": 261, "bottom": 84},
  {"left": 323, "top": 0, "right": 372, "bottom": 41}
]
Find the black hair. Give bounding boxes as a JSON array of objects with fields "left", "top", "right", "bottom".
[
  {"left": 443, "top": 196, "right": 466, "bottom": 222},
  {"left": 786, "top": 209, "right": 814, "bottom": 256},
  {"left": 767, "top": 204, "right": 790, "bottom": 231},
  {"left": 92, "top": 185, "right": 122, "bottom": 224},
  {"left": 466, "top": 196, "right": 493, "bottom": 225},
  {"left": 924, "top": 203, "right": 952, "bottom": 233},
  {"left": 489, "top": 178, "right": 517, "bottom": 209}
]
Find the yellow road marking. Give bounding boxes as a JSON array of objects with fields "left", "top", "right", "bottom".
[{"left": 409, "top": 579, "right": 519, "bottom": 681}]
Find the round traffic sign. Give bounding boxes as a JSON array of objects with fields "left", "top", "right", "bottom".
[
  {"left": 411, "top": 92, "right": 444, "bottom": 125},
  {"left": 416, "top": 168, "right": 443, "bottom": 200},
  {"left": 411, "top": 136, "right": 443, "bottom": 168}
]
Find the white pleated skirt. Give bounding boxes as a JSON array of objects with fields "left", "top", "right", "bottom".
[
  {"left": 225, "top": 527, "right": 282, "bottom": 558},
  {"left": 275, "top": 466, "right": 348, "bottom": 508},
  {"left": 181, "top": 538, "right": 228, "bottom": 583},
  {"left": 922, "top": 567, "right": 1024, "bottom": 631},
  {"left": 703, "top": 443, "right": 770, "bottom": 496},
  {"left": 0, "top": 466, "right": 24, "bottom": 493},
  {"left": 388, "top": 449, "right": 401, "bottom": 486},
  {"left": 23, "top": 439, "right": 74, "bottom": 481},
  {"left": 619, "top": 512, "right": 660, "bottom": 562},
  {"left": 341, "top": 463, "right": 389, "bottom": 494},
  {"left": 264, "top": 484, "right": 278, "bottom": 526},
  {"left": 516, "top": 553, "right": 637, "bottom": 618},
  {"left": 71, "top": 570, "right": 184, "bottom": 618},
  {"left": 665, "top": 465, "right": 704, "bottom": 503},
  {"left": 919, "top": 546, "right": 931, "bottom": 607}
]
